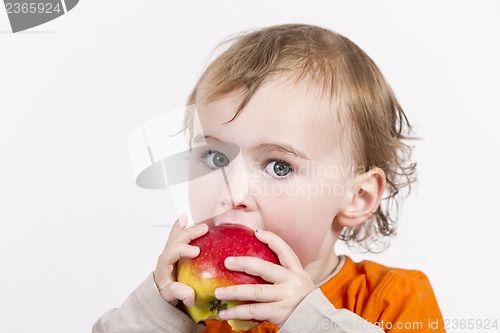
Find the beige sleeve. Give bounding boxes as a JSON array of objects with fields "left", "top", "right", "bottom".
[
  {"left": 279, "top": 289, "right": 384, "bottom": 333},
  {"left": 92, "top": 273, "right": 206, "bottom": 333}
]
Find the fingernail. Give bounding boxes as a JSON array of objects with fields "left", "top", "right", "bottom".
[
  {"left": 225, "top": 257, "right": 235, "bottom": 267},
  {"left": 214, "top": 288, "right": 223, "bottom": 298},
  {"left": 179, "top": 214, "right": 187, "bottom": 227},
  {"left": 218, "top": 310, "right": 227, "bottom": 318}
]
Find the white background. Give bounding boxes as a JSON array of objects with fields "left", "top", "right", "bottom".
[{"left": 1, "top": 1, "right": 499, "bottom": 332}]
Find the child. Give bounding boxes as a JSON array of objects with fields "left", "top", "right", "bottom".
[{"left": 94, "top": 24, "right": 445, "bottom": 332}]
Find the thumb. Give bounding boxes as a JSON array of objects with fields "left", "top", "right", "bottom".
[{"left": 159, "top": 281, "right": 196, "bottom": 307}]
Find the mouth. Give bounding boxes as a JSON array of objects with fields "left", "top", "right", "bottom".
[{"left": 208, "top": 212, "right": 257, "bottom": 231}]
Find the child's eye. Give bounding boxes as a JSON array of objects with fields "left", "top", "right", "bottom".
[
  {"left": 203, "top": 151, "right": 230, "bottom": 169},
  {"left": 264, "top": 160, "right": 293, "bottom": 178}
]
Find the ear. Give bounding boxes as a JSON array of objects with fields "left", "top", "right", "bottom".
[{"left": 336, "top": 167, "right": 386, "bottom": 228}]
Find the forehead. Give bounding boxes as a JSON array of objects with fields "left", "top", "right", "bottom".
[
  {"left": 194, "top": 78, "right": 345, "bottom": 159},
  {"left": 197, "top": 77, "right": 337, "bottom": 126}
]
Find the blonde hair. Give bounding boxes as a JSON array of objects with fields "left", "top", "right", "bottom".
[{"left": 185, "top": 24, "right": 417, "bottom": 252}]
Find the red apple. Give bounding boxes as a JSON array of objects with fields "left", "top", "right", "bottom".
[{"left": 177, "top": 224, "right": 280, "bottom": 331}]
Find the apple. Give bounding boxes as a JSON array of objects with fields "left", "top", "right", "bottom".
[{"left": 177, "top": 224, "right": 280, "bottom": 331}]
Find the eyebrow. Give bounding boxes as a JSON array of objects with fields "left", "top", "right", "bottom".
[
  {"left": 192, "top": 134, "right": 220, "bottom": 144},
  {"left": 257, "top": 143, "right": 309, "bottom": 160},
  {"left": 192, "top": 135, "right": 309, "bottom": 160}
]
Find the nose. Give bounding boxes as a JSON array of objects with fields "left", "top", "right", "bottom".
[{"left": 218, "top": 153, "right": 255, "bottom": 212}]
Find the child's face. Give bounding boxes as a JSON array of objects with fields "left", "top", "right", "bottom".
[{"left": 188, "top": 78, "right": 353, "bottom": 267}]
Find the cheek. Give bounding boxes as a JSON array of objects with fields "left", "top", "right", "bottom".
[
  {"left": 188, "top": 174, "right": 225, "bottom": 222},
  {"left": 261, "top": 192, "right": 338, "bottom": 265}
]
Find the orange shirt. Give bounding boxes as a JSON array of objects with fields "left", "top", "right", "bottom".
[{"left": 203, "top": 256, "right": 445, "bottom": 332}]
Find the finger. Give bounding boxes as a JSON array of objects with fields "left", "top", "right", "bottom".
[
  {"left": 159, "top": 281, "right": 196, "bottom": 307},
  {"left": 155, "top": 243, "right": 201, "bottom": 287},
  {"left": 161, "top": 214, "right": 189, "bottom": 253},
  {"left": 224, "top": 256, "right": 287, "bottom": 283},
  {"left": 164, "top": 223, "right": 208, "bottom": 254},
  {"left": 175, "top": 223, "right": 209, "bottom": 244},
  {"left": 254, "top": 229, "right": 302, "bottom": 272},
  {"left": 215, "top": 284, "right": 281, "bottom": 302},
  {"left": 162, "top": 243, "right": 201, "bottom": 263},
  {"left": 168, "top": 213, "right": 188, "bottom": 239},
  {"left": 219, "top": 302, "right": 272, "bottom": 322}
]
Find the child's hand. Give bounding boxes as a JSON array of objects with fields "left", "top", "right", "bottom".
[
  {"left": 153, "top": 214, "right": 208, "bottom": 307},
  {"left": 213, "top": 229, "right": 315, "bottom": 327}
]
